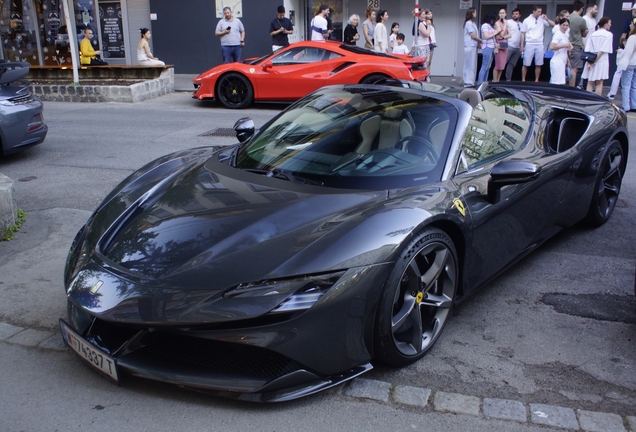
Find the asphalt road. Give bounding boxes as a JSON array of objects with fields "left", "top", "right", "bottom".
[{"left": 0, "top": 92, "right": 634, "bottom": 431}]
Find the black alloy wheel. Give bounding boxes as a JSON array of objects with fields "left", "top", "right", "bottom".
[
  {"left": 360, "top": 73, "right": 390, "bottom": 84},
  {"left": 586, "top": 140, "right": 625, "bottom": 227},
  {"left": 375, "top": 228, "right": 458, "bottom": 367},
  {"left": 216, "top": 72, "right": 254, "bottom": 109}
]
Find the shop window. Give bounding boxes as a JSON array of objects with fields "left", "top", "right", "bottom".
[{"left": 0, "top": 0, "right": 41, "bottom": 64}]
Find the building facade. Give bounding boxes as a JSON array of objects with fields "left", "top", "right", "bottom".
[{"left": 3, "top": 0, "right": 627, "bottom": 79}]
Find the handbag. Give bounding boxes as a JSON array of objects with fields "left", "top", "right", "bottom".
[
  {"left": 498, "top": 40, "right": 508, "bottom": 49},
  {"left": 581, "top": 51, "right": 597, "bottom": 63}
]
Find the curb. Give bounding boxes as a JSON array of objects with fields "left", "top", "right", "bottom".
[
  {"left": 343, "top": 378, "right": 635, "bottom": 432},
  {"left": 0, "top": 173, "right": 17, "bottom": 238},
  {"left": 30, "top": 68, "right": 175, "bottom": 103}
]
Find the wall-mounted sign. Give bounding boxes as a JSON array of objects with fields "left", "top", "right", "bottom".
[
  {"left": 460, "top": 0, "right": 473, "bottom": 10},
  {"left": 99, "top": 2, "right": 125, "bottom": 58}
]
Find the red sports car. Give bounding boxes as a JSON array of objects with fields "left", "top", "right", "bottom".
[{"left": 192, "top": 41, "right": 428, "bottom": 109}]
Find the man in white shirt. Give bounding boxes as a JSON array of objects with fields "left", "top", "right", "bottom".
[
  {"left": 505, "top": 8, "right": 524, "bottom": 81},
  {"left": 521, "top": 5, "right": 554, "bottom": 82},
  {"left": 311, "top": 4, "right": 329, "bottom": 41}
]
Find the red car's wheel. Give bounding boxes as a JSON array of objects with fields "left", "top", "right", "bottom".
[
  {"left": 360, "top": 73, "right": 390, "bottom": 84},
  {"left": 216, "top": 72, "right": 254, "bottom": 109}
]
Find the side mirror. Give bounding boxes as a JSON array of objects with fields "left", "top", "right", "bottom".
[
  {"left": 233, "top": 117, "right": 255, "bottom": 143},
  {"left": 262, "top": 61, "right": 273, "bottom": 70},
  {"left": 487, "top": 160, "right": 541, "bottom": 203}
]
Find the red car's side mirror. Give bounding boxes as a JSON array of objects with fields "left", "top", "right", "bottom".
[{"left": 262, "top": 61, "right": 273, "bottom": 70}]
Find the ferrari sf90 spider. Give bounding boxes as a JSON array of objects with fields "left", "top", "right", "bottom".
[{"left": 62, "top": 81, "right": 628, "bottom": 401}]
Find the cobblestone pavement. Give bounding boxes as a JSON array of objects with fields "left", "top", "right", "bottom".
[{"left": 2, "top": 320, "right": 633, "bottom": 432}]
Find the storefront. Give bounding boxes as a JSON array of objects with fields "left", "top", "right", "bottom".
[
  {"left": 0, "top": 0, "right": 152, "bottom": 66},
  {"left": 2, "top": 0, "right": 625, "bottom": 79}
]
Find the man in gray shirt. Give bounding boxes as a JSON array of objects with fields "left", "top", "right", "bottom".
[
  {"left": 568, "top": 1, "right": 588, "bottom": 87},
  {"left": 215, "top": 6, "right": 245, "bottom": 63}
]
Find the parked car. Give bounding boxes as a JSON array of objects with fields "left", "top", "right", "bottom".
[
  {"left": 192, "top": 40, "right": 428, "bottom": 109},
  {"left": 0, "top": 61, "right": 47, "bottom": 156},
  {"left": 61, "top": 81, "right": 627, "bottom": 402}
]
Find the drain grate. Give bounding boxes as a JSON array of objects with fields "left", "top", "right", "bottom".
[{"left": 199, "top": 128, "right": 236, "bottom": 137}]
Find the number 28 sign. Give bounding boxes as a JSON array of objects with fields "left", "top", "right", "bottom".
[{"left": 367, "top": 0, "right": 380, "bottom": 8}]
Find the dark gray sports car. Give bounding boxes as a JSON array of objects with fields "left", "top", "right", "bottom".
[
  {"left": 60, "top": 81, "right": 628, "bottom": 402},
  {"left": 0, "top": 61, "right": 47, "bottom": 156}
]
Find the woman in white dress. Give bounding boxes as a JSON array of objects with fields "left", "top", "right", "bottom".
[
  {"left": 582, "top": 17, "right": 613, "bottom": 95},
  {"left": 137, "top": 28, "right": 165, "bottom": 66},
  {"left": 374, "top": 10, "right": 389, "bottom": 53},
  {"left": 549, "top": 18, "right": 572, "bottom": 85}
]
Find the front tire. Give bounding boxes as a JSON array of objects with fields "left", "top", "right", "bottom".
[
  {"left": 374, "top": 228, "right": 458, "bottom": 367},
  {"left": 585, "top": 140, "right": 625, "bottom": 227},
  {"left": 216, "top": 72, "right": 253, "bottom": 109}
]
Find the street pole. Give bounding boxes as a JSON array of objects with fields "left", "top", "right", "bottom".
[
  {"left": 414, "top": 1, "right": 419, "bottom": 47},
  {"left": 62, "top": 0, "right": 79, "bottom": 84}
]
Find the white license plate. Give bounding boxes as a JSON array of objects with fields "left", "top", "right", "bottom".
[{"left": 59, "top": 319, "right": 119, "bottom": 382}]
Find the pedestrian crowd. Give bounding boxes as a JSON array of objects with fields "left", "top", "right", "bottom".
[{"left": 212, "top": 2, "right": 633, "bottom": 103}]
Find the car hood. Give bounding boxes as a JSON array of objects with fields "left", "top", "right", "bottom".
[{"left": 90, "top": 157, "right": 391, "bottom": 291}]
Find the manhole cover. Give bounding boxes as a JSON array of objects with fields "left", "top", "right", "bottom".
[
  {"left": 199, "top": 128, "right": 235, "bottom": 137},
  {"left": 18, "top": 176, "right": 37, "bottom": 182}
]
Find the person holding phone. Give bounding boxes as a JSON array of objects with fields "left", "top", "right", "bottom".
[{"left": 215, "top": 6, "right": 245, "bottom": 63}]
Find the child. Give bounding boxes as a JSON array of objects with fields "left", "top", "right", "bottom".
[
  {"left": 608, "top": 40, "right": 625, "bottom": 100},
  {"left": 389, "top": 22, "right": 400, "bottom": 52},
  {"left": 393, "top": 33, "right": 410, "bottom": 54}
]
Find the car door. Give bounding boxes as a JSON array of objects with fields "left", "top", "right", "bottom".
[
  {"left": 452, "top": 97, "right": 571, "bottom": 289},
  {"left": 252, "top": 46, "right": 330, "bottom": 101}
]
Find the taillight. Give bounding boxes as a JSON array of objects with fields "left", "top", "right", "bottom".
[{"left": 27, "top": 113, "right": 43, "bottom": 131}]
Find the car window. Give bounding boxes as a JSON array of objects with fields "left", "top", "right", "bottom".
[
  {"left": 234, "top": 87, "right": 458, "bottom": 190},
  {"left": 459, "top": 98, "right": 531, "bottom": 171},
  {"left": 271, "top": 47, "right": 327, "bottom": 65}
]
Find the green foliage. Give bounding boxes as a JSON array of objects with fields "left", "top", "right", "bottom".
[{"left": 2, "top": 209, "right": 26, "bottom": 241}]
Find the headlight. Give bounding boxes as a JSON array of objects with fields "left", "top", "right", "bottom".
[{"left": 224, "top": 272, "right": 345, "bottom": 313}]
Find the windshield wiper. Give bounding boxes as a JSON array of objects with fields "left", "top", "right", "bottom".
[{"left": 242, "top": 168, "right": 323, "bottom": 186}]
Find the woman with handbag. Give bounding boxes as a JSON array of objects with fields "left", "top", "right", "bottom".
[
  {"left": 477, "top": 11, "right": 502, "bottom": 86},
  {"left": 549, "top": 18, "right": 572, "bottom": 85},
  {"left": 493, "top": 8, "right": 511, "bottom": 82},
  {"left": 412, "top": 9, "right": 431, "bottom": 61},
  {"left": 582, "top": 17, "right": 613, "bottom": 95},
  {"left": 362, "top": 7, "right": 376, "bottom": 50}
]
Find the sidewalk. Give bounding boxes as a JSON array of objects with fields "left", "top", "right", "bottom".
[{"left": 175, "top": 74, "right": 197, "bottom": 92}]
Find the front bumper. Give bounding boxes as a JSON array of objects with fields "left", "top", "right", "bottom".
[{"left": 65, "top": 263, "right": 392, "bottom": 401}]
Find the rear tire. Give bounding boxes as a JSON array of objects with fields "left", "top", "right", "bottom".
[
  {"left": 360, "top": 74, "right": 389, "bottom": 85},
  {"left": 585, "top": 140, "right": 625, "bottom": 227},
  {"left": 215, "top": 72, "right": 253, "bottom": 109},
  {"left": 374, "top": 228, "right": 458, "bottom": 367}
]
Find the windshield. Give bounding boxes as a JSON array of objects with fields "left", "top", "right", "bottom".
[{"left": 235, "top": 87, "right": 458, "bottom": 190}]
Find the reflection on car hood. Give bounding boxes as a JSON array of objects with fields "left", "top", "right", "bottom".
[{"left": 95, "top": 160, "right": 387, "bottom": 290}]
